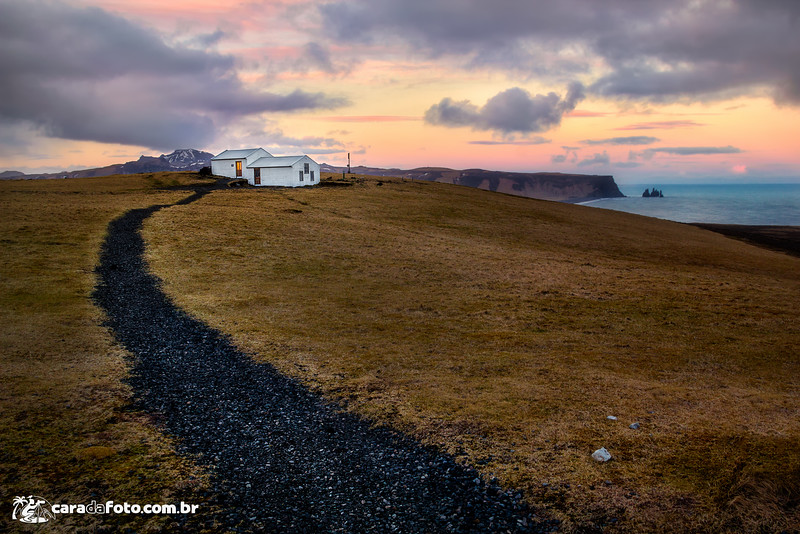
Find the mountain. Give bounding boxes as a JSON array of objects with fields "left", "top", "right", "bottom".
[
  {"left": 3, "top": 149, "right": 213, "bottom": 180},
  {"left": 0, "top": 170, "right": 25, "bottom": 178},
  {"left": 113, "top": 148, "right": 213, "bottom": 175},
  {"left": 321, "top": 164, "right": 624, "bottom": 202},
  {"left": 162, "top": 148, "right": 213, "bottom": 169}
]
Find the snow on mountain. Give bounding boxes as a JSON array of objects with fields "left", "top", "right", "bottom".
[{"left": 161, "top": 149, "right": 213, "bottom": 169}]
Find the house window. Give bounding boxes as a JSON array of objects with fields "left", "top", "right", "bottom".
[
  {"left": 304, "top": 163, "right": 309, "bottom": 174},
  {"left": 310, "top": 171, "right": 315, "bottom": 182},
  {"left": 299, "top": 170, "right": 304, "bottom": 181}
]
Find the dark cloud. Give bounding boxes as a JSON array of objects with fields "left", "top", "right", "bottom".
[
  {"left": 589, "top": 2, "right": 800, "bottom": 103},
  {"left": 581, "top": 136, "right": 659, "bottom": 146},
  {"left": 424, "top": 98, "right": 481, "bottom": 128},
  {"left": 551, "top": 146, "right": 579, "bottom": 164},
  {"left": 469, "top": 137, "right": 550, "bottom": 146},
  {"left": 189, "top": 29, "right": 228, "bottom": 49},
  {"left": 0, "top": 0, "right": 347, "bottom": 151},
  {"left": 655, "top": 146, "right": 742, "bottom": 156},
  {"left": 320, "top": 1, "right": 612, "bottom": 54},
  {"left": 319, "top": 0, "right": 800, "bottom": 105},
  {"left": 303, "top": 42, "right": 337, "bottom": 73},
  {"left": 632, "top": 146, "right": 743, "bottom": 160},
  {"left": 263, "top": 129, "right": 345, "bottom": 149},
  {"left": 301, "top": 42, "right": 352, "bottom": 75},
  {"left": 425, "top": 83, "right": 584, "bottom": 135},
  {"left": 577, "top": 151, "right": 610, "bottom": 167}
]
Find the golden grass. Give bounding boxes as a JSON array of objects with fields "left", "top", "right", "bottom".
[
  {"left": 0, "top": 172, "right": 215, "bottom": 533},
  {"left": 144, "top": 174, "right": 800, "bottom": 532}
]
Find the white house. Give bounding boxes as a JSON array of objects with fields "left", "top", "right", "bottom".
[{"left": 210, "top": 148, "right": 320, "bottom": 187}]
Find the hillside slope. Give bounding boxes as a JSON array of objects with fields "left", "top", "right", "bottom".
[{"left": 143, "top": 176, "right": 799, "bottom": 532}]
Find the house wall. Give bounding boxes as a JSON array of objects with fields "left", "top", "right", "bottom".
[
  {"left": 212, "top": 159, "right": 261, "bottom": 182},
  {"left": 291, "top": 157, "right": 320, "bottom": 187},
  {"left": 259, "top": 166, "right": 296, "bottom": 187},
  {"left": 210, "top": 159, "right": 235, "bottom": 178},
  {"left": 252, "top": 157, "right": 321, "bottom": 187},
  {"left": 242, "top": 164, "right": 256, "bottom": 183},
  {"left": 211, "top": 159, "right": 249, "bottom": 180}
]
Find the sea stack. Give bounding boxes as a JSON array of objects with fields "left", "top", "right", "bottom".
[{"left": 642, "top": 188, "right": 664, "bottom": 198}]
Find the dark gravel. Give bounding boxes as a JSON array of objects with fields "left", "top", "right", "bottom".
[
  {"left": 93, "top": 190, "right": 558, "bottom": 533},
  {"left": 691, "top": 223, "right": 800, "bottom": 258}
]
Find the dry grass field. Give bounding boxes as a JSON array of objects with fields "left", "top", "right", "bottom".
[
  {"left": 2, "top": 171, "right": 798, "bottom": 532},
  {"left": 0, "top": 173, "right": 214, "bottom": 533},
  {"left": 141, "top": 174, "right": 800, "bottom": 532}
]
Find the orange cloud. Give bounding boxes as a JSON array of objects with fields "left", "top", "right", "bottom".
[
  {"left": 320, "top": 116, "right": 422, "bottom": 123},
  {"left": 616, "top": 120, "right": 705, "bottom": 130}
]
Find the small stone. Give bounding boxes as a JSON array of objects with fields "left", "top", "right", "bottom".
[
  {"left": 592, "top": 447, "right": 612, "bottom": 462},
  {"left": 629, "top": 422, "right": 640, "bottom": 430},
  {"left": 607, "top": 416, "right": 617, "bottom": 421}
]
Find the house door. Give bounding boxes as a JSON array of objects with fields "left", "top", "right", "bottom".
[
  {"left": 254, "top": 167, "right": 261, "bottom": 185},
  {"left": 235, "top": 161, "right": 242, "bottom": 177}
]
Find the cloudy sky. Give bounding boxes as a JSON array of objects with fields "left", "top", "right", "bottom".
[{"left": 1, "top": 0, "right": 799, "bottom": 183}]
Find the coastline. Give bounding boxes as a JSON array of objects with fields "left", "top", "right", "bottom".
[
  {"left": 564, "top": 193, "right": 800, "bottom": 257},
  {"left": 692, "top": 224, "right": 800, "bottom": 257},
  {"left": 563, "top": 196, "right": 619, "bottom": 204}
]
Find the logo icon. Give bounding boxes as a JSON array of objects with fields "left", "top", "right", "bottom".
[{"left": 12, "top": 495, "right": 55, "bottom": 524}]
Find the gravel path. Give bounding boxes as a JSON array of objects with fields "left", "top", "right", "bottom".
[{"left": 93, "top": 190, "right": 557, "bottom": 533}]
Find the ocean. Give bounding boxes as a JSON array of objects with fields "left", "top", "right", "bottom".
[{"left": 582, "top": 183, "right": 800, "bottom": 226}]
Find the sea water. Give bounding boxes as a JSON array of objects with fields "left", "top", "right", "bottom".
[{"left": 582, "top": 183, "right": 800, "bottom": 225}]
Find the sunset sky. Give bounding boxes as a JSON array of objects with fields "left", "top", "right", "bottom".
[{"left": 1, "top": 0, "right": 799, "bottom": 183}]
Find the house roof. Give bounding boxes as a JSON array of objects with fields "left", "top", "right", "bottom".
[
  {"left": 249, "top": 155, "right": 307, "bottom": 168},
  {"left": 211, "top": 148, "right": 261, "bottom": 160}
]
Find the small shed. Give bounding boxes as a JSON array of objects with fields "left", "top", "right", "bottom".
[{"left": 211, "top": 148, "right": 319, "bottom": 187}]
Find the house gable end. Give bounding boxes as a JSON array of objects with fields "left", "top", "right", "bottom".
[{"left": 211, "top": 148, "right": 273, "bottom": 161}]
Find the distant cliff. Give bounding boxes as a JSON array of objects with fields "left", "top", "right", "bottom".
[{"left": 321, "top": 164, "right": 624, "bottom": 202}]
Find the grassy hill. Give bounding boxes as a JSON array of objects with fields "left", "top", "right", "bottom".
[
  {"left": 0, "top": 173, "right": 215, "bottom": 532},
  {"left": 142, "top": 174, "right": 799, "bottom": 532},
  {"left": 2, "top": 172, "right": 798, "bottom": 532}
]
